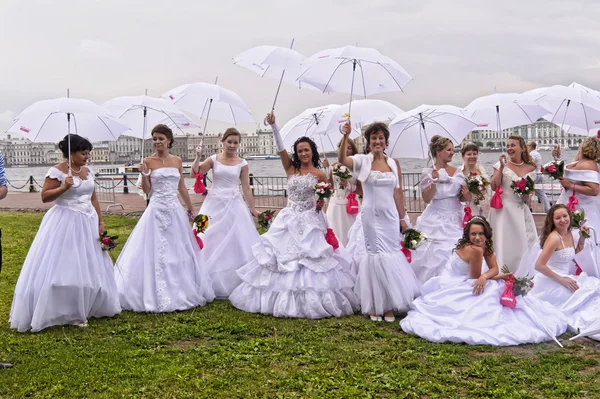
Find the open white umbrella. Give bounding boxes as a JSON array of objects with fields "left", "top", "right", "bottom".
[
  {"left": 465, "top": 93, "right": 550, "bottom": 132},
  {"left": 297, "top": 45, "right": 412, "bottom": 117},
  {"left": 7, "top": 96, "right": 130, "bottom": 175},
  {"left": 321, "top": 99, "right": 403, "bottom": 136},
  {"left": 388, "top": 105, "right": 477, "bottom": 159},
  {"left": 233, "top": 41, "right": 316, "bottom": 119},
  {"left": 103, "top": 95, "right": 198, "bottom": 159},
  {"left": 280, "top": 104, "right": 340, "bottom": 153},
  {"left": 163, "top": 81, "right": 254, "bottom": 136}
]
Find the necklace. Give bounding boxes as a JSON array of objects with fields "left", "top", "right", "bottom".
[
  {"left": 508, "top": 159, "right": 524, "bottom": 166},
  {"left": 154, "top": 153, "right": 170, "bottom": 164},
  {"left": 70, "top": 163, "right": 82, "bottom": 173}
]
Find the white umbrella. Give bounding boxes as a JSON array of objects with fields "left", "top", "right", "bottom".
[
  {"left": 388, "top": 105, "right": 477, "bottom": 159},
  {"left": 7, "top": 96, "right": 130, "bottom": 175},
  {"left": 233, "top": 41, "right": 316, "bottom": 118},
  {"left": 465, "top": 93, "right": 550, "bottom": 132},
  {"left": 297, "top": 45, "right": 412, "bottom": 116},
  {"left": 103, "top": 95, "right": 198, "bottom": 159},
  {"left": 568, "top": 81, "right": 600, "bottom": 97},
  {"left": 163, "top": 81, "right": 254, "bottom": 136},
  {"left": 321, "top": 99, "right": 403, "bottom": 136},
  {"left": 280, "top": 104, "right": 340, "bottom": 153}
]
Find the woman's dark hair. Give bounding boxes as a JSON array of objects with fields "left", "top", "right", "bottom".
[
  {"left": 152, "top": 124, "right": 174, "bottom": 149},
  {"left": 461, "top": 142, "right": 479, "bottom": 157},
  {"left": 291, "top": 136, "right": 321, "bottom": 169},
  {"left": 455, "top": 216, "right": 494, "bottom": 256},
  {"left": 540, "top": 204, "right": 572, "bottom": 248},
  {"left": 58, "top": 134, "right": 93, "bottom": 158},
  {"left": 222, "top": 127, "right": 241, "bottom": 143},
  {"left": 364, "top": 122, "right": 389, "bottom": 153}
]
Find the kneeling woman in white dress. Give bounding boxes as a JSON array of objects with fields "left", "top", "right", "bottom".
[
  {"left": 10, "top": 135, "right": 121, "bottom": 332},
  {"left": 229, "top": 112, "right": 358, "bottom": 319},
  {"left": 191, "top": 128, "right": 259, "bottom": 299},
  {"left": 401, "top": 216, "right": 567, "bottom": 346},
  {"left": 339, "top": 122, "right": 420, "bottom": 322},
  {"left": 114, "top": 124, "right": 215, "bottom": 312},
  {"left": 518, "top": 204, "right": 600, "bottom": 341}
]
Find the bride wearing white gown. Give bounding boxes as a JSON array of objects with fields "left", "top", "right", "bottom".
[
  {"left": 339, "top": 122, "right": 420, "bottom": 322},
  {"left": 191, "top": 128, "right": 259, "bottom": 298},
  {"left": 10, "top": 135, "right": 120, "bottom": 332},
  {"left": 401, "top": 216, "right": 567, "bottom": 346},
  {"left": 410, "top": 136, "right": 470, "bottom": 284},
  {"left": 229, "top": 112, "right": 358, "bottom": 319},
  {"left": 490, "top": 136, "right": 538, "bottom": 272},
  {"left": 114, "top": 125, "right": 214, "bottom": 312}
]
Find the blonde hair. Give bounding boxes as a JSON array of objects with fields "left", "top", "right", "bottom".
[
  {"left": 429, "top": 135, "right": 452, "bottom": 159},
  {"left": 507, "top": 135, "right": 536, "bottom": 167},
  {"left": 338, "top": 137, "right": 358, "bottom": 155},
  {"left": 580, "top": 137, "right": 600, "bottom": 161}
]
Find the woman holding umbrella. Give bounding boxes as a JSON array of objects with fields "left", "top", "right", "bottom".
[{"left": 10, "top": 135, "right": 121, "bottom": 332}]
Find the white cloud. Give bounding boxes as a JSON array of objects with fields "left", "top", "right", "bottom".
[
  {"left": 79, "top": 39, "right": 121, "bottom": 59},
  {"left": 0, "top": 110, "right": 16, "bottom": 124}
]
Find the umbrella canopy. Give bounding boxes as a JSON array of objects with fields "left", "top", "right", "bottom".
[
  {"left": 321, "top": 99, "right": 403, "bottom": 137},
  {"left": 280, "top": 104, "right": 340, "bottom": 152},
  {"left": 465, "top": 93, "right": 550, "bottom": 132},
  {"left": 388, "top": 105, "right": 477, "bottom": 159}
]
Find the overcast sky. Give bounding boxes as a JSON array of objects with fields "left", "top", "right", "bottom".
[{"left": 1, "top": 0, "right": 600, "bottom": 136}]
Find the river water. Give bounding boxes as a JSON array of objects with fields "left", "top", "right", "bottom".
[{"left": 4, "top": 150, "right": 577, "bottom": 192}]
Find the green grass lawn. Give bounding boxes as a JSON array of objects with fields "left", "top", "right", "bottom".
[{"left": 0, "top": 212, "right": 598, "bottom": 398}]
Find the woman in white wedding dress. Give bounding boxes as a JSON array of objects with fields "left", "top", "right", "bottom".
[
  {"left": 410, "top": 136, "right": 470, "bottom": 284},
  {"left": 326, "top": 137, "right": 361, "bottom": 246},
  {"left": 400, "top": 216, "right": 567, "bottom": 346},
  {"left": 229, "top": 112, "right": 358, "bottom": 319},
  {"left": 114, "top": 125, "right": 214, "bottom": 312},
  {"left": 461, "top": 143, "right": 490, "bottom": 217},
  {"left": 191, "top": 128, "right": 259, "bottom": 298},
  {"left": 519, "top": 204, "right": 600, "bottom": 341},
  {"left": 490, "top": 136, "right": 538, "bottom": 272},
  {"left": 10, "top": 135, "right": 120, "bottom": 332},
  {"left": 339, "top": 122, "right": 420, "bottom": 322}
]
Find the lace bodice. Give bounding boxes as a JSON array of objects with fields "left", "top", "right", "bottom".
[
  {"left": 547, "top": 247, "right": 577, "bottom": 275},
  {"left": 149, "top": 168, "right": 180, "bottom": 206},
  {"left": 445, "top": 252, "right": 490, "bottom": 278},
  {"left": 210, "top": 155, "right": 246, "bottom": 195},
  {"left": 287, "top": 173, "right": 318, "bottom": 212},
  {"left": 493, "top": 162, "right": 537, "bottom": 205},
  {"left": 46, "top": 167, "right": 96, "bottom": 215}
]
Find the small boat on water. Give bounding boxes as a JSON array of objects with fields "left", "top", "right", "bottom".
[{"left": 246, "top": 155, "right": 279, "bottom": 160}]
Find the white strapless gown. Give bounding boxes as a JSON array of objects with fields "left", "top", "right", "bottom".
[
  {"left": 114, "top": 168, "right": 215, "bottom": 312},
  {"left": 198, "top": 156, "right": 259, "bottom": 298},
  {"left": 229, "top": 173, "right": 359, "bottom": 319},
  {"left": 326, "top": 174, "right": 359, "bottom": 246},
  {"left": 10, "top": 167, "right": 121, "bottom": 332},
  {"left": 400, "top": 253, "right": 568, "bottom": 346}
]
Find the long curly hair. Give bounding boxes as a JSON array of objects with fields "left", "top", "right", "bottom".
[
  {"left": 540, "top": 204, "right": 572, "bottom": 248},
  {"left": 455, "top": 216, "right": 494, "bottom": 256},
  {"left": 507, "top": 135, "right": 536, "bottom": 167},
  {"left": 291, "top": 136, "right": 321, "bottom": 170}
]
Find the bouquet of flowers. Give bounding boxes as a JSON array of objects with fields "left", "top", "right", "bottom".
[
  {"left": 572, "top": 209, "right": 590, "bottom": 238},
  {"left": 100, "top": 231, "right": 119, "bottom": 251},
  {"left": 332, "top": 164, "right": 352, "bottom": 181},
  {"left": 540, "top": 160, "right": 564, "bottom": 180},
  {"left": 510, "top": 176, "right": 535, "bottom": 198},
  {"left": 460, "top": 172, "right": 490, "bottom": 205},
  {"left": 193, "top": 214, "right": 210, "bottom": 249},
  {"left": 258, "top": 210, "right": 276, "bottom": 230},
  {"left": 402, "top": 229, "right": 428, "bottom": 250},
  {"left": 313, "top": 182, "right": 333, "bottom": 212},
  {"left": 500, "top": 266, "right": 535, "bottom": 296}
]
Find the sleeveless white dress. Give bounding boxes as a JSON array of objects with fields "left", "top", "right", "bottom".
[
  {"left": 527, "top": 235, "right": 600, "bottom": 341},
  {"left": 229, "top": 173, "right": 359, "bottom": 319},
  {"left": 326, "top": 174, "right": 359, "bottom": 246},
  {"left": 347, "top": 168, "right": 421, "bottom": 315},
  {"left": 410, "top": 168, "right": 465, "bottom": 284},
  {"left": 114, "top": 168, "right": 215, "bottom": 312},
  {"left": 400, "top": 253, "right": 567, "bottom": 345},
  {"left": 198, "top": 155, "right": 259, "bottom": 298},
  {"left": 489, "top": 162, "right": 538, "bottom": 272},
  {"left": 10, "top": 167, "right": 121, "bottom": 332},
  {"left": 557, "top": 164, "right": 600, "bottom": 240}
]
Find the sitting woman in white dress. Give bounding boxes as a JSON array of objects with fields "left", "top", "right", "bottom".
[
  {"left": 326, "top": 137, "right": 362, "bottom": 247},
  {"left": 519, "top": 204, "right": 600, "bottom": 341},
  {"left": 10, "top": 135, "right": 121, "bottom": 332},
  {"left": 401, "top": 216, "right": 567, "bottom": 346},
  {"left": 114, "top": 124, "right": 215, "bottom": 313},
  {"left": 410, "top": 136, "right": 470, "bottom": 284},
  {"left": 229, "top": 112, "right": 358, "bottom": 319},
  {"left": 191, "top": 128, "right": 259, "bottom": 299},
  {"left": 490, "top": 136, "right": 538, "bottom": 272},
  {"left": 460, "top": 143, "right": 490, "bottom": 218},
  {"left": 339, "top": 121, "right": 420, "bottom": 322}
]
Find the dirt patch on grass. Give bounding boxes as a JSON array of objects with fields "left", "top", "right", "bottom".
[{"left": 170, "top": 337, "right": 214, "bottom": 350}]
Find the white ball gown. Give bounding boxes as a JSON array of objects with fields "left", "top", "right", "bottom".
[
  {"left": 229, "top": 173, "right": 359, "bottom": 319},
  {"left": 198, "top": 155, "right": 259, "bottom": 298},
  {"left": 325, "top": 174, "right": 359, "bottom": 246},
  {"left": 10, "top": 167, "right": 121, "bottom": 332},
  {"left": 400, "top": 253, "right": 568, "bottom": 346},
  {"left": 114, "top": 167, "right": 215, "bottom": 312},
  {"left": 345, "top": 155, "right": 421, "bottom": 315},
  {"left": 410, "top": 168, "right": 465, "bottom": 284},
  {"left": 489, "top": 162, "right": 538, "bottom": 272}
]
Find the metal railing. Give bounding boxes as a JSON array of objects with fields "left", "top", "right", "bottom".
[{"left": 95, "top": 177, "right": 124, "bottom": 212}]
